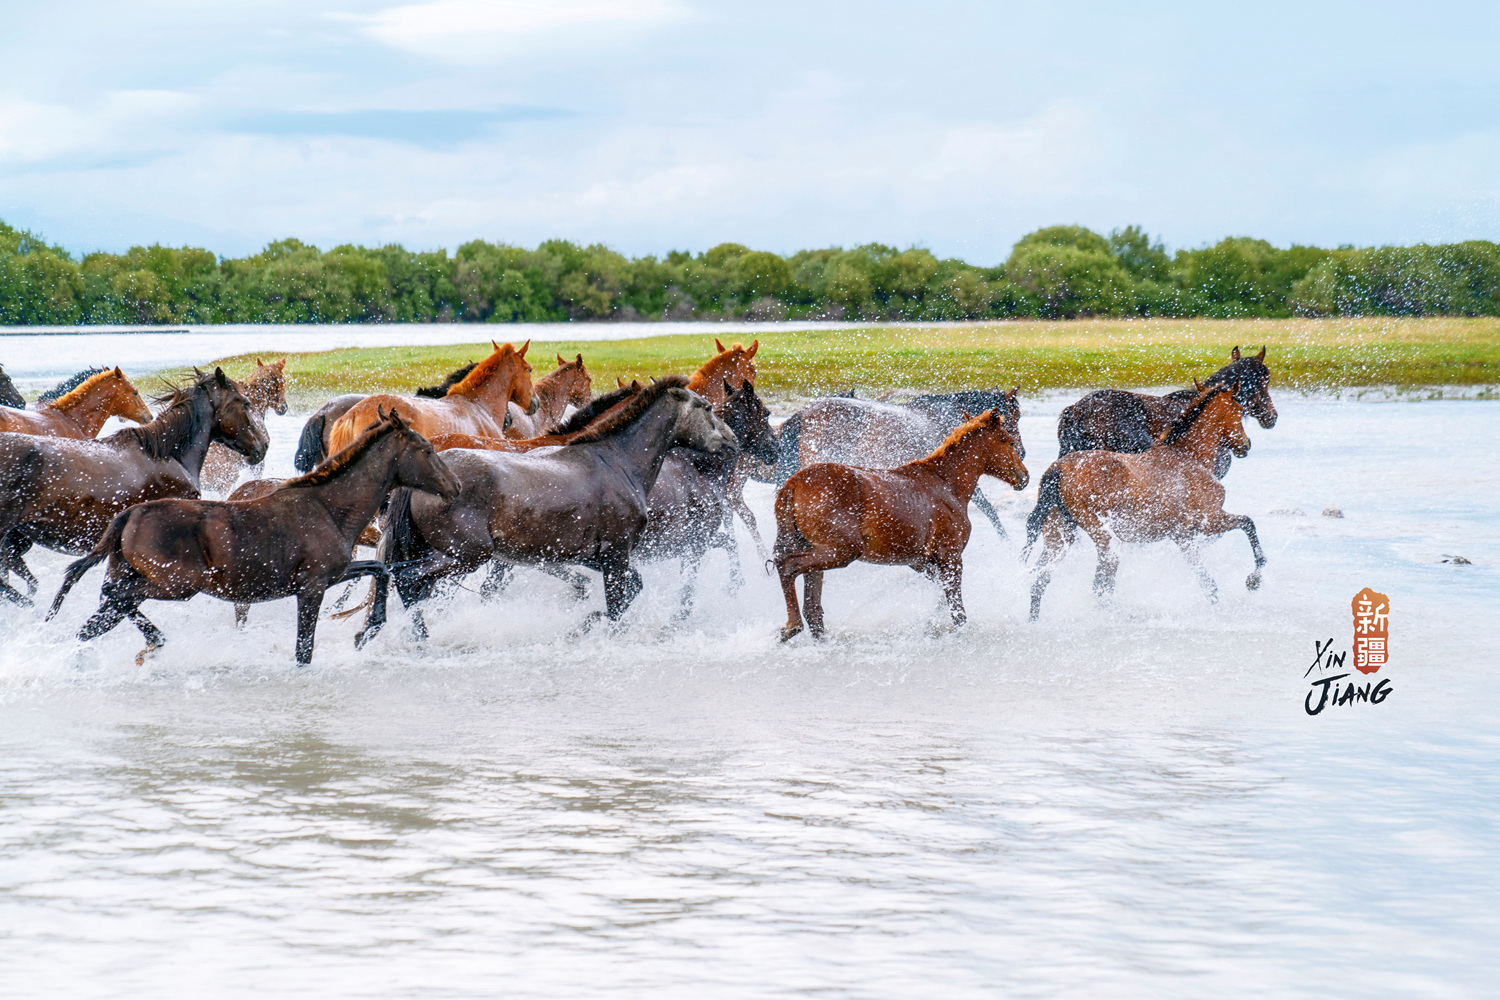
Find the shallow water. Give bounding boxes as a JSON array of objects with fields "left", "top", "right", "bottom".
[{"left": 1, "top": 391, "right": 1497, "bottom": 998}]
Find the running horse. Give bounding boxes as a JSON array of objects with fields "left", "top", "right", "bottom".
[
  {"left": 503, "top": 353, "right": 593, "bottom": 439},
  {"left": 49, "top": 408, "right": 460, "bottom": 666},
  {"left": 200, "top": 358, "right": 289, "bottom": 492},
  {"left": 292, "top": 360, "right": 483, "bottom": 472},
  {"left": 773, "top": 408, "right": 1028, "bottom": 641},
  {"left": 0, "top": 366, "right": 153, "bottom": 439},
  {"left": 1056, "top": 346, "right": 1277, "bottom": 478},
  {"left": 376, "top": 375, "right": 735, "bottom": 637},
  {"left": 771, "top": 387, "right": 1024, "bottom": 540},
  {"left": 0, "top": 364, "right": 24, "bottom": 408},
  {"left": 0, "top": 369, "right": 268, "bottom": 605},
  {"left": 1024, "top": 382, "right": 1265, "bottom": 621},
  {"left": 323, "top": 340, "right": 536, "bottom": 459}
]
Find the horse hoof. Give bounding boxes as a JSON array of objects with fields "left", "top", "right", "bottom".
[
  {"left": 778, "top": 624, "right": 803, "bottom": 642},
  {"left": 1246, "top": 574, "right": 1261, "bottom": 591},
  {"left": 134, "top": 643, "right": 161, "bottom": 667},
  {"left": 354, "top": 624, "right": 383, "bottom": 649}
]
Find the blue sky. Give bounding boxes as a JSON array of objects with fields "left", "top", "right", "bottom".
[{"left": 2, "top": 0, "right": 1498, "bottom": 263}]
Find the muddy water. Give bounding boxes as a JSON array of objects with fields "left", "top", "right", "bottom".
[{"left": 1, "top": 394, "right": 1496, "bottom": 998}]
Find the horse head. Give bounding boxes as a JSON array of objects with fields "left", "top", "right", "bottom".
[
  {"left": 253, "top": 357, "right": 290, "bottom": 415},
  {"left": 974, "top": 408, "right": 1029, "bottom": 490},
  {"left": 1222, "top": 346, "right": 1276, "bottom": 429},
  {"left": 553, "top": 352, "right": 593, "bottom": 407},
  {"left": 722, "top": 378, "right": 780, "bottom": 465},
  {"left": 199, "top": 366, "right": 270, "bottom": 464},
  {"left": 388, "top": 409, "right": 461, "bottom": 500},
  {"left": 111, "top": 366, "right": 155, "bottom": 425},
  {"left": 670, "top": 387, "right": 736, "bottom": 456}
]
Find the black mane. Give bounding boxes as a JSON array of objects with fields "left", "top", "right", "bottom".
[
  {"left": 414, "top": 361, "right": 479, "bottom": 398},
  {"left": 36, "top": 366, "right": 106, "bottom": 404},
  {"left": 0, "top": 364, "right": 24, "bottom": 409},
  {"left": 547, "top": 382, "right": 642, "bottom": 437}
]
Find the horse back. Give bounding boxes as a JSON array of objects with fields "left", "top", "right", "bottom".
[
  {"left": 795, "top": 398, "right": 939, "bottom": 468},
  {"left": 1058, "top": 390, "right": 1157, "bottom": 454}
]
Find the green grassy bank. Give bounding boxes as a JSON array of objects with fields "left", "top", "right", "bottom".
[{"left": 207, "top": 317, "right": 1500, "bottom": 404}]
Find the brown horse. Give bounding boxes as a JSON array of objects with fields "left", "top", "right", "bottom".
[
  {"left": 0, "top": 366, "right": 153, "bottom": 439},
  {"left": 377, "top": 376, "right": 735, "bottom": 636},
  {"left": 201, "top": 358, "right": 289, "bottom": 493},
  {"left": 1056, "top": 346, "right": 1277, "bottom": 478},
  {"left": 427, "top": 380, "right": 646, "bottom": 453},
  {"left": 49, "top": 409, "right": 460, "bottom": 665},
  {"left": 326, "top": 340, "right": 536, "bottom": 457},
  {"left": 1025, "top": 383, "right": 1265, "bottom": 621},
  {"left": 773, "top": 408, "right": 1029, "bottom": 642},
  {"left": 0, "top": 369, "right": 268, "bottom": 605},
  {"left": 504, "top": 353, "right": 592, "bottom": 439},
  {"left": 687, "top": 339, "right": 759, "bottom": 406}
]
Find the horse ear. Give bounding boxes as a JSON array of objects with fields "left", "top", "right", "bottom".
[
  {"left": 960, "top": 408, "right": 972, "bottom": 421},
  {"left": 1008, "top": 386, "right": 1018, "bottom": 399},
  {"left": 557, "top": 353, "right": 566, "bottom": 366},
  {"left": 1231, "top": 346, "right": 1241, "bottom": 360},
  {"left": 113, "top": 366, "right": 123, "bottom": 377},
  {"left": 747, "top": 339, "right": 759, "bottom": 358},
  {"left": 492, "top": 340, "right": 501, "bottom": 352},
  {"left": 1256, "top": 345, "right": 1266, "bottom": 360},
  {"left": 193, "top": 367, "right": 205, "bottom": 379},
  {"left": 256, "top": 357, "right": 264, "bottom": 366},
  {"left": 616, "top": 376, "right": 626, "bottom": 388},
  {"left": 1194, "top": 379, "right": 1204, "bottom": 392},
  {"left": 723, "top": 377, "right": 734, "bottom": 395},
  {"left": 715, "top": 338, "right": 727, "bottom": 353},
  {"left": 517, "top": 340, "right": 530, "bottom": 358},
  {"left": 214, "top": 367, "right": 230, "bottom": 388},
  {"left": 576, "top": 353, "right": 583, "bottom": 365}
]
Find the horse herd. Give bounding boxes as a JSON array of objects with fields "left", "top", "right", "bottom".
[{"left": 0, "top": 341, "right": 1277, "bottom": 665}]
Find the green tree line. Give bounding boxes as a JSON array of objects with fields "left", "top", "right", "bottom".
[{"left": 5, "top": 218, "right": 1500, "bottom": 325}]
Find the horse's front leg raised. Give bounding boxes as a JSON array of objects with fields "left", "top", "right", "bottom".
[{"left": 1202, "top": 512, "right": 1266, "bottom": 591}]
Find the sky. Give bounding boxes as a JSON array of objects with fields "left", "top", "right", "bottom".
[{"left": 2, "top": 0, "right": 1499, "bottom": 265}]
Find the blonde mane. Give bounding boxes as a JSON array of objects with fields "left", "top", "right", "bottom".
[
  {"left": 918, "top": 409, "right": 1002, "bottom": 464},
  {"left": 40, "top": 368, "right": 120, "bottom": 410},
  {"left": 447, "top": 343, "right": 525, "bottom": 398}
]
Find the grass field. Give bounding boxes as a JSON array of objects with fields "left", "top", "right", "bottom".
[{"left": 207, "top": 317, "right": 1500, "bottom": 405}]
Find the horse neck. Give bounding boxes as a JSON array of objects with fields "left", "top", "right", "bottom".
[
  {"left": 916, "top": 430, "right": 994, "bottom": 504},
  {"left": 531, "top": 372, "right": 575, "bottom": 423},
  {"left": 686, "top": 361, "right": 731, "bottom": 403},
  {"left": 588, "top": 398, "right": 684, "bottom": 494},
  {"left": 46, "top": 381, "right": 116, "bottom": 436},
  {"left": 461, "top": 363, "right": 520, "bottom": 412},
  {"left": 301, "top": 433, "right": 403, "bottom": 539},
  {"left": 139, "top": 393, "right": 218, "bottom": 479},
  {"left": 1164, "top": 399, "right": 1234, "bottom": 465}
]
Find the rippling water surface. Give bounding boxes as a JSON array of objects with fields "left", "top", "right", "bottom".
[{"left": 1, "top": 373, "right": 1496, "bottom": 996}]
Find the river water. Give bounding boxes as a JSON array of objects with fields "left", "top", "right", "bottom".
[{"left": 1, "top": 330, "right": 1497, "bottom": 998}]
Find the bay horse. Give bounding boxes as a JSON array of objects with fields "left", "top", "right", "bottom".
[
  {"left": 324, "top": 340, "right": 536, "bottom": 460},
  {"left": 201, "top": 358, "right": 289, "bottom": 493},
  {"left": 771, "top": 387, "right": 1024, "bottom": 541},
  {"left": 636, "top": 378, "right": 780, "bottom": 609},
  {"left": 1056, "top": 346, "right": 1276, "bottom": 478},
  {"left": 773, "top": 408, "right": 1029, "bottom": 641},
  {"left": 49, "top": 409, "right": 460, "bottom": 666},
  {"left": 1024, "top": 382, "right": 1265, "bottom": 621},
  {"left": 0, "top": 364, "right": 24, "bottom": 408},
  {"left": 0, "top": 368, "right": 268, "bottom": 605},
  {"left": 503, "top": 353, "right": 592, "bottom": 439},
  {"left": 0, "top": 366, "right": 153, "bottom": 439},
  {"left": 375, "top": 376, "right": 735, "bottom": 637}
]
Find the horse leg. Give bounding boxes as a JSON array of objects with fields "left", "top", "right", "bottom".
[
  {"left": 1028, "top": 515, "right": 1073, "bottom": 622},
  {"left": 777, "top": 562, "right": 806, "bottom": 641},
  {"left": 602, "top": 559, "right": 643, "bottom": 620},
  {"left": 537, "top": 563, "right": 592, "bottom": 602},
  {"left": 126, "top": 609, "right": 166, "bottom": 663},
  {"left": 78, "top": 570, "right": 149, "bottom": 644},
  {"left": 971, "top": 488, "right": 1008, "bottom": 540},
  {"left": 937, "top": 556, "right": 966, "bottom": 627},
  {"left": 802, "top": 570, "right": 827, "bottom": 639},
  {"left": 1072, "top": 510, "right": 1119, "bottom": 598},
  {"left": 718, "top": 508, "right": 746, "bottom": 592},
  {"left": 1174, "top": 538, "right": 1218, "bottom": 603},
  {"left": 480, "top": 560, "right": 514, "bottom": 599},
  {"left": 3, "top": 531, "right": 38, "bottom": 596},
  {"left": 731, "top": 495, "right": 771, "bottom": 566},
  {"left": 338, "top": 561, "right": 390, "bottom": 649},
  {"left": 295, "top": 588, "right": 325, "bottom": 666},
  {"left": 1215, "top": 513, "right": 1266, "bottom": 590},
  {"left": 234, "top": 603, "right": 249, "bottom": 628}
]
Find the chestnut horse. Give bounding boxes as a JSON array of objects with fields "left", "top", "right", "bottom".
[
  {"left": 291, "top": 360, "right": 481, "bottom": 472},
  {"left": 0, "top": 369, "right": 268, "bottom": 605},
  {"left": 49, "top": 409, "right": 460, "bottom": 666},
  {"left": 504, "top": 353, "right": 592, "bottom": 439},
  {"left": 376, "top": 376, "right": 735, "bottom": 636},
  {"left": 201, "top": 358, "right": 289, "bottom": 493},
  {"left": 426, "top": 380, "right": 646, "bottom": 453},
  {"left": 0, "top": 364, "right": 24, "bottom": 408},
  {"left": 326, "top": 340, "right": 536, "bottom": 457},
  {"left": 0, "top": 366, "right": 153, "bottom": 438},
  {"left": 770, "top": 388, "right": 1024, "bottom": 542},
  {"left": 1025, "top": 382, "right": 1265, "bottom": 621},
  {"left": 1056, "top": 346, "right": 1276, "bottom": 478},
  {"left": 686, "top": 339, "right": 759, "bottom": 406},
  {"left": 773, "top": 408, "right": 1029, "bottom": 642}
]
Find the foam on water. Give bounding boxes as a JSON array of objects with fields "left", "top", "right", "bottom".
[{"left": 1, "top": 396, "right": 1497, "bottom": 998}]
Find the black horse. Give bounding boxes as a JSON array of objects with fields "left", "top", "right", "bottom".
[
  {"left": 1056, "top": 346, "right": 1277, "bottom": 478},
  {"left": 0, "top": 364, "right": 26, "bottom": 408}
]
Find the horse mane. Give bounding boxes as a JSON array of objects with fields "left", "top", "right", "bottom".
[
  {"left": 415, "top": 361, "right": 478, "bottom": 398},
  {"left": 921, "top": 409, "right": 1001, "bottom": 463},
  {"left": 1204, "top": 351, "right": 1269, "bottom": 393},
  {"left": 446, "top": 345, "right": 520, "bottom": 398},
  {"left": 561, "top": 376, "right": 688, "bottom": 445},
  {"left": 279, "top": 413, "right": 400, "bottom": 488},
  {"left": 117, "top": 373, "right": 218, "bottom": 460},
  {"left": 911, "top": 388, "right": 1019, "bottom": 419},
  {"left": 36, "top": 367, "right": 109, "bottom": 406},
  {"left": 1160, "top": 385, "right": 1233, "bottom": 445},
  {"left": 547, "top": 381, "right": 642, "bottom": 436}
]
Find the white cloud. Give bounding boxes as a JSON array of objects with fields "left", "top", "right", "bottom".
[
  {"left": 0, "top": 90, "right": 199, "bottom": 167},
  {"left": 361, "top": 0, "right": 692, "bottom": 62}
]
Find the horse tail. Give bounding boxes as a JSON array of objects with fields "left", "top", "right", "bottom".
[
  {"left": 770, "top": 484, "right": 809, "bottom": 572},
  {"left": 379, "top": 487, "right": 427, "bottom": 567},
  {"left": 293, "top": 412, "right": 328, "bottom": 473},
  {"left": 1023, "top": 465, "right": 1073, "bottom": 561},
  {"left": 773, "top": 412, "right": 803, "bottom": 487},
  {"left": 47, "top": 509, "right": 130, "bottom": 620}
]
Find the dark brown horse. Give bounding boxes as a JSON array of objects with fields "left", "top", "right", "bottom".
[
  {"left": 1025, "top": 383, "right": 1265, "bottom": 621},
  {"left": 376, "top": 376, "right": 735, "bottom": 637},
  {"left": 292, "top": 360, "right": 488, "bottom": 472},
  {"left": 771, "top": 387, "right": 1024, "bottom": 541},
  {"left": 0, "top": 369, "right": 268, "bottom": 605},
  {"left": 49, "top": 409, "right": 460, "bottom": 665},
  {"left": 0, "top": 366, "right": 153, "bottom": 439},
  {"left": 1, "top": 363, "right": 28, "bottom": 408},
  {"left": 635, "top": 379, "right": 780, "bottom": 608},
  {"left": 1056, "top": 346, "right": 1276, "bottom": 478},
  {"left": 773, "top": 408, "right": 1029, "bottom": 642}
]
